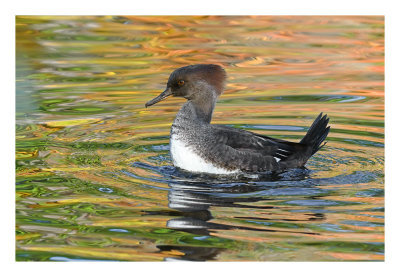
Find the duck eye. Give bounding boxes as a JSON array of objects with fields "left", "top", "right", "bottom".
[{"left": 177, "top": 80, "right": 185, "bottom": 86}]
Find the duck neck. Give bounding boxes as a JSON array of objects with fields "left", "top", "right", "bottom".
[
  {"left": 190, "top": 95, "right": 216, "bottom": 124},
  {"left": 176, "top": 95, "right": 216, "bottom": 126}
]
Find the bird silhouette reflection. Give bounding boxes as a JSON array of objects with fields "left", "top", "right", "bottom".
[{"left": 155, "top": 169, "right": 322, "bottom": 261}]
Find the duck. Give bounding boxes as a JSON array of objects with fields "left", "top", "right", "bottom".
[{"left": 145, "top": 64, "right": 330, "bottom": 175}]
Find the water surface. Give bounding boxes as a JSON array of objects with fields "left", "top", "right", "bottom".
[{"left": 16, "top": 16, "right": 384, "bottom": 261}]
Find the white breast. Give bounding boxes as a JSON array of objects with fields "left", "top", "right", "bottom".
[{"left": 170, "top": 136, "right": 239, "bottom": 175}]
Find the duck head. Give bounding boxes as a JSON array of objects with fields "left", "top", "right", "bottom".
[{"left": 145, "top": 64, "right": 226, "bottom": 108}]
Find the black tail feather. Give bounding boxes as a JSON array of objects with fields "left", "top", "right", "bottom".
[{"left": 300, "top": 113, "right": 330, "bottom": 155}]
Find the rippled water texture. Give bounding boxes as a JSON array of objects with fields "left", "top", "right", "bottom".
[{"left": 16, "top": 16, "right": 384, "bottom": 261}]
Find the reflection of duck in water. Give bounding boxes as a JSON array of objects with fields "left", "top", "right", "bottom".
[
  {"left": 146, "top": 64, "right": 330, "bottom": 175},
  {"left": 166, "top": 182, "right": 271, "bottom": 232},
  {"left": 160, "top": 181, "right": 269, "bottom": 261},
  {"left": 157, "top": 178, "right": 323, "bottom": 261}
]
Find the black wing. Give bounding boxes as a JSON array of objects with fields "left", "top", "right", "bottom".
[{"left": 211, "top": 124, "right": 303, "bottom": 162}]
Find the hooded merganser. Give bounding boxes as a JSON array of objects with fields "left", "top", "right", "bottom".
[{"left": 145, "top": 64, "right": 330, "bottom": 175}]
